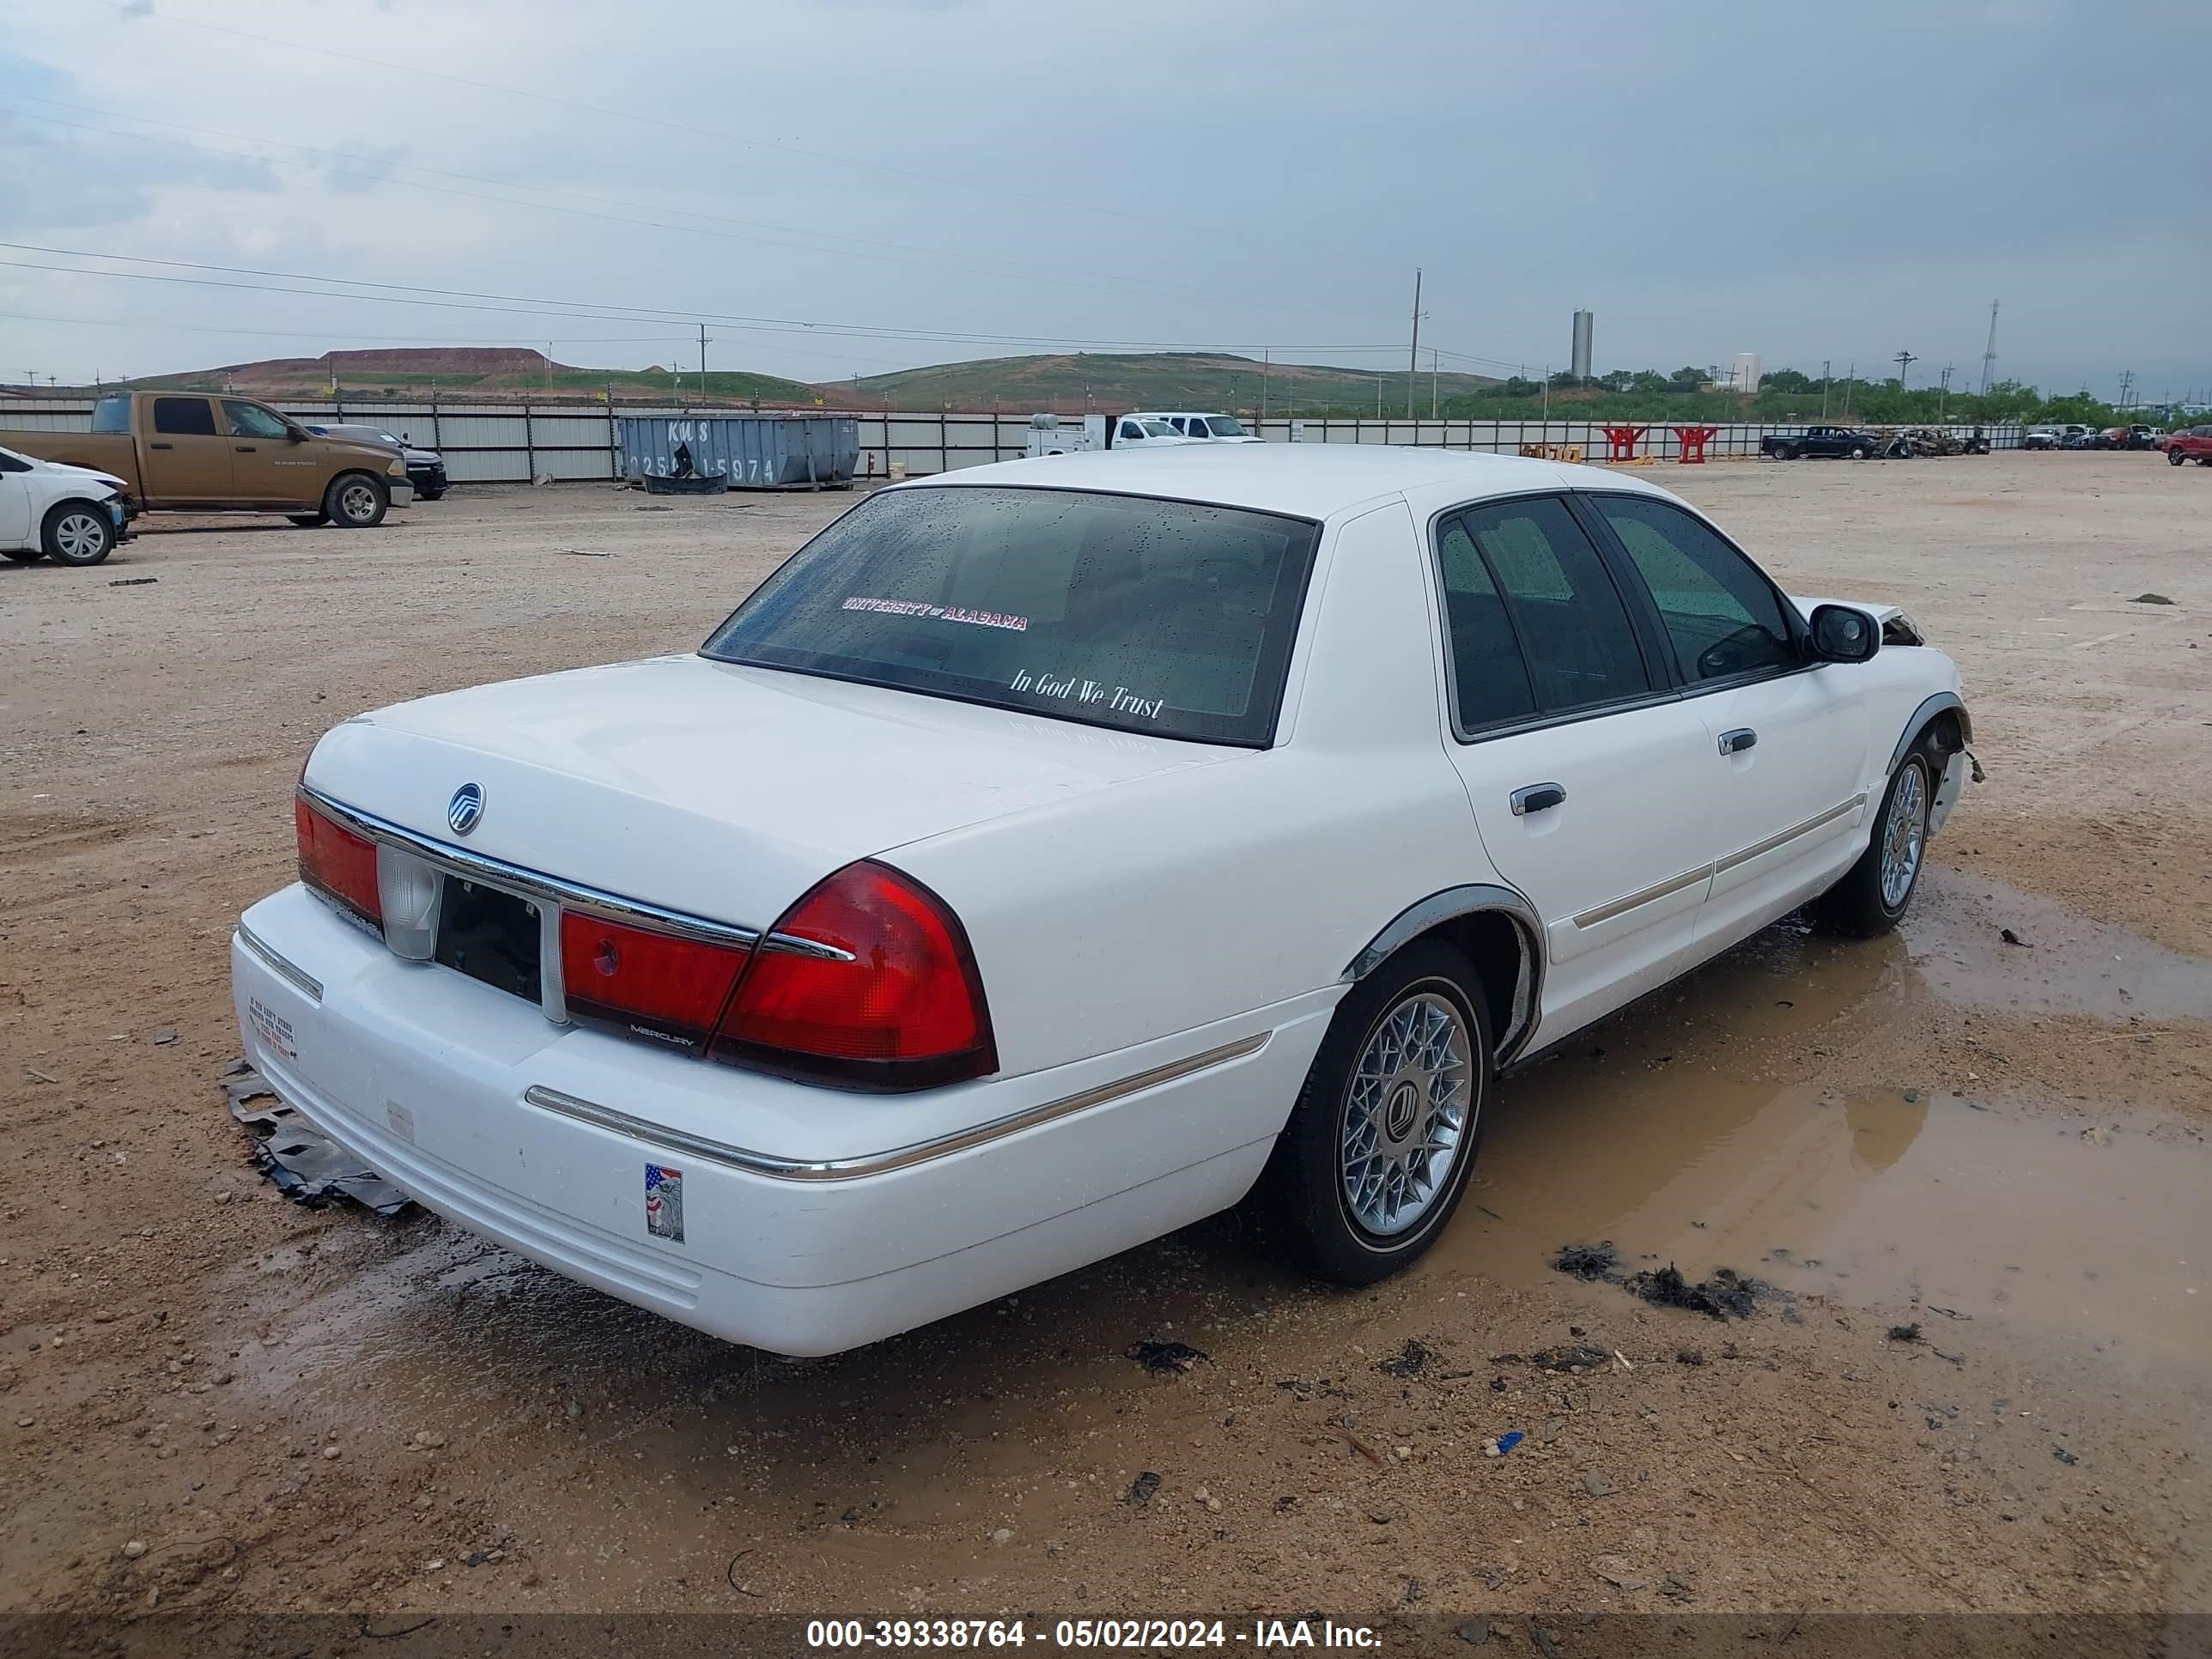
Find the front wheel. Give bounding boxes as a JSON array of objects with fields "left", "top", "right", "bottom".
[
  {"left": 1814, "top": 751, "right": 1933, "bottom": 937},
  {"left": 2171, "top": 449, "right": 2187, "bottom": 466},
  {"left": 324, "top": 472, "right": 389, "bottom": 528},
  {"left": 1850, "top": 446, "right": 1870, "bottom": 459},
  {"left": 1262, "top": 940, "right": 1492, "bottom": 1285},
  {"left": 42, "top": 501, "right": 117, "bottom": 566}
]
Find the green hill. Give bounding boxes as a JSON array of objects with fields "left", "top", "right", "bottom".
[{"left": 835, "top": 351, "right": 1498, "bottom": 414}]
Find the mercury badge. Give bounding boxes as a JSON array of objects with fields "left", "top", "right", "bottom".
[{"left": 447, "top": 781, "right": 485, "bottom": 837}]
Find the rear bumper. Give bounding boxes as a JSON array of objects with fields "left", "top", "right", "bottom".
[{"left": 230, "top": 884, "right": 1325, "bottom": 1355}]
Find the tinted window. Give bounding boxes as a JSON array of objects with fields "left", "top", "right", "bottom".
[
  {"left": 91, "top": 395, "right": 131, "bottom": 434},
  {"left": 1458, "top": 497, "right": 1650, "bottom": 713},
  {"left": 1208, "top": 416, "right": 1248, "bottom": 436},
  {"left": 1595, "top": 495, "right": 1796, "bottom": 683},
  {"left": 223, "top": 400, "right": 290, "bottom": 440},
  {"left": 152, "top": 397, "right": 216, "bottom": 437},
  {"left": 702, "top": 485, "right": 1322, "bottom": 746},
  {"left": 1435, "top": 519, "right": 1538, "bottom": 729},
  {"left": 1119, "top": 422, "right": 1143, "bottom": 441},
  {"left": 1186, "top": 418, "right": 1210, "bottom": 437}
]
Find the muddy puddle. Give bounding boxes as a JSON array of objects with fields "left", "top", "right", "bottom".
[{"left": 1450, "top": 1073, "right": 2209, "bottom": 1370}]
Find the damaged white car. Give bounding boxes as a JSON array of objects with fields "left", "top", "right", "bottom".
[{"left": 233, "top": 446, "right": 1972, "bottom": 1355}]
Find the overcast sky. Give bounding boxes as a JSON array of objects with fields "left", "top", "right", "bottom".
[{"left": 3, "top": 0, "right": 2207, "bottom": 399}]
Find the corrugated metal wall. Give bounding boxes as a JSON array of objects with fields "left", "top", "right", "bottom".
[{"left": 0, "top": 398, "right": 2027, "bottom": 482}]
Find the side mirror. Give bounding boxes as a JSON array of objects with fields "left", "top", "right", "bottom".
[
  {"left": 284, "top": 423, "right": 308, "bottom": 443},
  {"left": 1808, "top": 604, "right": 1879, "bottom": 664}
]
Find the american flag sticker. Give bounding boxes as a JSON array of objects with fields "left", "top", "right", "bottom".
[{"left": 643, "top": 1164, "right": 684, "bottom": 1243}]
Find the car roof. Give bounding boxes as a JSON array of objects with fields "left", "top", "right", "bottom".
[{"left": 902, "top": 441, "right": 1685, "bottom": 521}]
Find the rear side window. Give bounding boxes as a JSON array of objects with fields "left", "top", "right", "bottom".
[
  {"left": 152, "top": 397, "right": 216, "bottom": 437},
  {"left": 1594, "top": 495, "right": 1796, "bottom": 683},
  {"left": 1435, "top": 520, "right": 1537, "bottom": 729},
  {"left": 91, "top": 395, "right": 131, "bottom": 434},
  {"left": 702, "top": 485, "right": 1322, "bottom": 746},
  {"left": 1456, "top": 497, "right": 1650, "bottom": 714}
]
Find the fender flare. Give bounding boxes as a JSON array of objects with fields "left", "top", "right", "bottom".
[
  {"left": 1887, "top": 691, "right": 1972, "bottom": 776},
  {"left": 1342, "top": 884, "right": 1546, "bottom": 1065}
]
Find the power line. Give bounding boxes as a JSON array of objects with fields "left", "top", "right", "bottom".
[
  {"left": 0, "top": 241, "right": 1518, "bottom": 365},
  {"left": 5, "top": 98, "right": 1266, "bottom": 313},
  {"left": 98, "top": 0, "right": 1207, "bottom": 236}
]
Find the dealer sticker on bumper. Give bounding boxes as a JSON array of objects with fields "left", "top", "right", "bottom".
[{"left": 644, "top": 1164, "right": 684, "bottom": 1243}]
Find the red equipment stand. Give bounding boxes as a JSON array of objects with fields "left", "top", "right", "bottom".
[
  {"left": 1671, "top": 425, "right": 1720, "bottom": 464},
  {"left": 1599, "top": 424, "right": 1649, "bottom": 462}
]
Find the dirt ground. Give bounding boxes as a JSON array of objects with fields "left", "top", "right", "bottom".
[{"left": 2, "top": 453, "right": 2207, "bottom": 1644}]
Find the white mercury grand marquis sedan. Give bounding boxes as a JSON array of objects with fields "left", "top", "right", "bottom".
[{"left": 233, "top": 445, "right": 1973, "bottom": 1355}]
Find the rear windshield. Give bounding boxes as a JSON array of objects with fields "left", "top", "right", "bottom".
[
  {"left": 702, "top": 485, "right": 1322, "bottom": 746},
  {"left": 91, "top": 395, "right": 131, "bottom": 434}
]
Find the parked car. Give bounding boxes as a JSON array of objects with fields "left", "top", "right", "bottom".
[
  {"left": 234, "top": 446, "right": 1974, "bottom": 1356},
  {"left": 307, "top": 422, "right": 449, "bottom": 500},
  {"left": 0, "top": 443, "right": 132, "bottom": 566},
  {"left": 2021, "top": 428, "right": 2062, "bottom": 450},
  {"left": 0, "top": 392, "right": 411, "bottom": 526},
  {"left": 1759, "top": 424, "right": 1884, "bottom": 459},
  {"left": 2059, "top": 427, "right": 2101, "bottom": 450},
  {"left": 1020, "top": 413, "right": 1196, "bottom": 457},
  {"left": 2165, "top": 424, "right": 2212, "bottom": 465},
  {"left": 1139, "top": 412, "right": 1264, "bottom": 443},
  {"left": 2103, "top": 423, "right": 2161, "bottom": 452}
]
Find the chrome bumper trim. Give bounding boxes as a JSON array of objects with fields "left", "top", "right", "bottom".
[
  {"left": 297, "top": 785, "right": 850, "bottom": 961},
  {"left": 521, "top": 1031, "right": 1272, "bottom": 1182},
  {"left": 238, "top": 923, "right": 324, "bottom": 1002}
]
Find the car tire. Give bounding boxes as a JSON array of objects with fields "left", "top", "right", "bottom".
[
  {"left": 1814, "top": 750, "right": 1935, "bottom": 939},
  {"left": 41, "top": 501, "right": 117, "bottom": 567},
  {"left": 324, "top": 472, "right": 388, "bottom": 529},
  {"left": 1778, "top": 445, "right": 1800, "bottom": 460},
  {"left": 288, "top": 512, "right": 331, "bottom": 527},
  {"left": 2171, "top": 450, "right": 2187, "bottom": 466},
  {"left": 1261, "top": 939, "right": 1493, "bottom": 1285},
  {"left": 1850, "top": 445, "right": 1870, "bottom": 459},
  {"left": 418, "top": 488, "right": 446, "bottom": 501}
]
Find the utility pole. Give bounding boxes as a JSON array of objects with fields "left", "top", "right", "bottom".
[
  {"left": 1375, "top": 377, "right": 1382, "bottom": 418},
  {"left": 2117, "top": 369, "right": 2134, "bottom": 411},
  {"left": 1938, "top": 364, "right": 1954, "bottom": 421},
  {"left": 1893, "top": 349, "right": 1917, "bottom": 388},
  {"left": 1261, "top": 348, "right": 1269, "bottom": 422},
  {"left": 1407, "top": 268, "right": 1422, "bottom": 419},
  {"left": 1979, "top": 300, "right": 1999, "bottom": 395},
  {"left": 1542, "top": 366, "right": 1551, "bottom": 423},
  {"left": 1843, "top": 362, "right": 1855, "bottom": 418},
  {"left": 1820, "top": 359, "right": 1832, "bottom": 419},
  {"left": 1431, "top": 348, "right": 1440, "bottom": 420},
  {"left": 697, "top": 323, "right": 712, "bottom": 403}
]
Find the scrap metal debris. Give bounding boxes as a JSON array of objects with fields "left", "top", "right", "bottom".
[
  {"left": 223, "top": 1061, "right": 412, "bottom": 1216},
  {"left": 1530, "top": 1346, "right": 1610, "bottom": 1373},
  {"left": 1553, "top": 1241, "right": 1620, "bottom": 1280},
  {"left": 1622, "top": 1264, "right": 1766, "bottom": 1321},
  {"left": 1376, "top": 1340, "right": 1429, "bottom": 1377},
  {"left": 1124, "top": 1340, "right": 1208, "bottom": 1376}
]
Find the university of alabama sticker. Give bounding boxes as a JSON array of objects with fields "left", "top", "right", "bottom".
[{"left": 643, "top": 1164, "right": 684, "bottom": 1243}]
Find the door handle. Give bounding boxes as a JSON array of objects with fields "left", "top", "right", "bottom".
[
  {"left": 234, "top": 445, "right": 257, "bottom": 453},
  {"left": 1718, "top": 727, "right": 1758, "bottom": 756},
  {"left": 1510, "top": 782, "right": 1567, "bottom": 816},
  {"left": 149, "top": 441, "right": 174, "bottom": 450}
]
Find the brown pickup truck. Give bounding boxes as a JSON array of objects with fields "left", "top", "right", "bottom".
[{"left": 0, "top": 392, "right": 414, "bottom": 526}]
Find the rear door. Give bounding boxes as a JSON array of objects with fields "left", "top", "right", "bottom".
[
  {"left": 1430, "top": 495, "right": 1716, "bottom": 1044},
  {"left": 140, "top": 397, "right": 231, "bottom": 503},
  {"left": 1585, "top": 493, "right": 1869, "bottom": 950}
]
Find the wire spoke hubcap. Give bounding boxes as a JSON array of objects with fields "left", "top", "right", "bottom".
[
  {"left": 1881, "top": 763, "right": 1927, "bottom": 908},
  {"left": 1340, "top": 989, "right": 1474, "bottom": 1238}
]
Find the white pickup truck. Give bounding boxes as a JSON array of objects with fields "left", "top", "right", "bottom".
[
  {"left": 1137, "top": 411, "right": 1263, "bottom": 443},
  {"left": 1023, "top": 414, "right": 1194, "bottom": 458}
]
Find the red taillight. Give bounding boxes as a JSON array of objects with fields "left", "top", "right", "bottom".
[
  {"left": 711, "top": 860, "right": 995, "bottom": 1091},
  {"left": 558, "top": 912, "right": 750, "bottom": 1054},
  {"left": 295, "top": 796, "right": 381, "bottom": 926}
]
